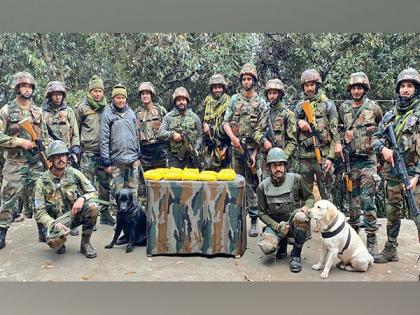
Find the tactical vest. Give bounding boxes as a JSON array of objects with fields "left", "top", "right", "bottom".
[
  {"left": 43, "top": 103, "right": 73, "bottom": 147},
  {"left": 262, "top": 173, "right": 299, "bottom": 222},
  {"left": 340, "top": 99, "right": 378, "bottom": 155},
  {"left": 5, "top": 100, "right": 42, "bottom": 161},
  {"left": 40, "top": 167, "right": 82, "bottom": 219},
  {"left": 268, "top": 102, "right": 290, "bottom": 148},
  {"left": 168, "top": 109, "right": 198, "bottom": 159},
  {"left": 297, "top": 100, "right": 333, "bottom": 149},
  {"left": 231, "top": 93, "right": 264, "bottom": 140},
  {"left": 136, "top": 105, "right": 164, "bottom": 144}
]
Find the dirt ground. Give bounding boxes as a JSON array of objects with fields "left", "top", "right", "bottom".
[{"left": 0, "top": 216, "right": 419, "bottom": 282}]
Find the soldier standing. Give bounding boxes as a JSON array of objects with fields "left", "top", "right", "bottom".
[
  {"left": 158, "top": 87, "right": 203, "bottom": 169},
  {"left": 0, "top": 72, "right": 49, "bottom": 249},
  {"left": 335, "top": 72, "right": 382, "bottom": 255},
  {"left": 43, "top": 80, "right": 81, "bottom": 236},
  {"left": 257, "top": 148, "right": 314, "bottom": 272},
  {"left": 294, "top": 69, "right": 339, "bottom": 200},
  {"left": 100, "top": 84, "right": 141, "bottom": 203},
  {"left": 76, "top": 75, "right": 115, "bottom": 226},
  {"left": 34, "top": 140, "right": 99, "bottom": 258},
  {"left": 259, "top": 78, "right": 297, "bottom": 180},
  {"left": 135, "top": 82, "right": 168, "bottom": 171},
  {"left": 202, "top": 74, "right": 231, "bottom": 170},
  {"left": 223, "top": 63, "right": 268, "bottom": 237},
  {"left": 372, "top": 68, "right": 420, "bottom": 263}
]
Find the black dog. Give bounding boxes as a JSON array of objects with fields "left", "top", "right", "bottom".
[{"left": 105, "top": 189, "right": 147, "bottom": 253}]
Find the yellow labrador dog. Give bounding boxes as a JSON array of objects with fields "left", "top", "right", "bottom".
[{"left": 310, "top": 200, "right": 374, "bottom": 279}]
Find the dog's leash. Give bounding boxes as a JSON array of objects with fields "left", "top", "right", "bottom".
[{"left": 90, "top": 199, "right": 117, "bottom": 207}]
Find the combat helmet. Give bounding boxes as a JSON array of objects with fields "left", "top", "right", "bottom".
[
  {"left": 300, "top": 69, "right": 322, "bottom": 87},
  {"left": 45, "top": 81, "right": 66, "bottom": 98},
  {"left": 395, "top": 68, "right": 420, "bottom": 93},
  {"left": 265, "top": 78, "right": 285, "bottom": 95},
  {"left": 46, "top": 140, "right": 69, "bottom": 159},
  {"left": 240, "top": 63, "right": 258, "bottom": 81},
  {"left": 267, "top": 147, "right": 288, "bottom": 164},
  {"left": 208, "top": 74, "right": 227, "bottom": 87},
  {"left": 138, "top": 82, "right": 156, "bottom": 96},
  {"left": 12, "top": 71, "right": 36, "bottom": 91},
  {"left": 46, "top": 225, "right": 68, "bottom": 251},
  {"left": 172, "top": 87, "right": 190, "bottom": 102},
  {"left": 347, "top": 72, "right": 370, "bottom": 92}
]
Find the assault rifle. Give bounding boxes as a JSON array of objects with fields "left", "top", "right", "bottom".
[
  {"left": 342, "top": 141, "right": 353, "bottom": 205},
  {"left": 46, "top": 124, "right": 80, "bottom": 170},
  {"left": 205, "top": 124, "right": 227, "bottom": 163},
  {"left": 301, "top": 101, "right": 328, "bottom": 199},
  {"left": 265, "top": 109, "right": 281, "bottom": 148},
  {"left": 18, "top": 118, "right": 51, "bottom": 170},
  {"left": 180, "top": 131, "right": 205, "bottom": 170},
  {"left": 384, "top": 125, "right": 420, "bottom": 223},
  {"left": 239, "top": 138, "right": 259, "bottom": 192}
]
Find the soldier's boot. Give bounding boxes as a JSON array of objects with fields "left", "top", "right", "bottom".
[
  {"left": 248, "top": 218, "right": 259, "bottom": 237},
  {"left": 100, "top": 209, "right": 116, "bottom": 226},
  {"left": 276, "top": 238, "right": 288, "bottom": 259},
  {"left": 37, "top": 223, "right": 47, "bottom": 243},
  {"left": 69, "top": 228, "right": 79, "bottom": 236},
  {"left": 366, "top": 233, "right": 378, "bottom": 256},
  {"left": 289, "top": 245, "right": 303, "bottom": 273},
  {"left": 374, "top": 241, "right": 399, "bottom": 263},
  {"left": 80, "top": 232, "right": 97, "bottom": 259},
  {"left": 0, "top": 228, "right": 7, "bottom": 249}
]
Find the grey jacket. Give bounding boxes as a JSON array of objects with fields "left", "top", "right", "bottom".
[{"left": 99, "top": 103, "right": 140, "bottom": 167}]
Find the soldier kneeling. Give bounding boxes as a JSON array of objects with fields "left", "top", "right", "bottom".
[
  {"left": 34, "top": 140, "right": 99, "bottom": 258},
  {"left": 257, "top": 148, "right": 314, "bottom": 272}
]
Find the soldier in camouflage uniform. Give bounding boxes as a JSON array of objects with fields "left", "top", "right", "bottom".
[
  {"left": 202, "top": 74, "right": 231, "bottom": 170},
  {"left": 335, "top": 72, "right": 383, "bottom": 255},
  {"left": 43, "top": 81, "right": 81, "bottom": 236},
  {"left": 259, "top": 78, "right": 297, "bottom": 180},
  {"left": 34, "top": 140, "right": 99, "bottom": 258},
  {"left": 294, "top": 69, "right": 339, "bottom": 200},
  {"left": 258, "top": 148, "right": 314, "bottom": 272},
  {"left": 158, "top": 87, "right": 203, "bottom": 168},
  {"left": 0, "top": 72, "right": 49, "bottom": 249},
  {"left": 223, "top": 63, "right": 268, "bottom": 237},
  {"left": 100, "top": 84, "right": 141, "bottom": 204},
  {"left": 76, "top": 75, "right": 115, "bottom": 226},
  {"left": 372, "top": 68, "right": 420, "bottom": 263},
  {"left": 135, "top": 82, "right": 168, "bottom": 171}
]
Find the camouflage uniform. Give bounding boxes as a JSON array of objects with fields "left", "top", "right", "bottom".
[
  {"left": 260, "top": 79, "right": 297, "bottom": 179},
  {"left": 338, "top": 73, "right": 382, "bottom": 254},
  {"left": 76, "top": 76, "right": 113, "bottom": 222},
  {"left": 294, "top": 69, "right": 339, "bottom": 199},
  {"left": 258, "top": 148, "right": 314, "bottom": 272},
  {"left": 42, "top": 81, "right": 80, "bottom": 156},
  {"left": 223, "top": 64, "right": 268, "bottom": 235},
  {"left": 0, "top": 73, "right": 49, "bottom": 234},
  {"left": 99, "top": 84, "right": 141, "bottom": 204},
  {"left": 158, "top": 87, "right": 203, "bottom": 169},
  {"left": 135, "top": 82, "right": 168, "bottom": 171},
  {"left": 372, "top": 68, "right": 420, "bottom": 262},
  {"left": 202, "top": 74, "right": 232, "bottom": 170},
  {"left": 34, "top": 162, "right": 99, "bottom": 257}
]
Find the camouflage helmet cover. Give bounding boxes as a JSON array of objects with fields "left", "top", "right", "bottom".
[
  {"left": 347, "top": 72, "right": 370, "bottom": 91},
  {"left": 46, "top": 140, "right": 69, "bottom": 158},
  {"left": 138, "top": 82, "right": 156, "bottom": 96},
  {"left": 46, "top": 225, "right": 68, "bottom": 250},
  {"left": 265, "top": 78, "right": 285, "bottom": 93},
  {"left": 12, "top": 71, "right": 36, "bottom": 90},
  {"left": 396, "top": 68, "right": 420, "bottom": 93},
  {"left": 172, "top": 87, "right": 190, "bottom": 102},
  {"left": 267, "top": 147, "right": 288, "bottom": 164},
  {"left": 208, "top": 74, "right": 227, "bottom": 87},
  {"left": 45, "top": 81, "right": 66, "bottom": 98},
  {"left": 300, "top": 69, "right": 322, "bottom": 86},
  {"left": 240, "top": 63, "right": 258, "bottom": 80}
]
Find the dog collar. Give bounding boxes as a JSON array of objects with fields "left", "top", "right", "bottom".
[{"left": 321, "top": 220, "right": 345, "bottom": 238}]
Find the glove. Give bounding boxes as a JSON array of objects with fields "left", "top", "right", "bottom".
[{"left": 276, "top": 221, "right": 289, "bottom": 238}]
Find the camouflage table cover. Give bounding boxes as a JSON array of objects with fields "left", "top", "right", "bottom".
[{"left": 146, "top": 175, "right": 246, "bottom": 257}]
